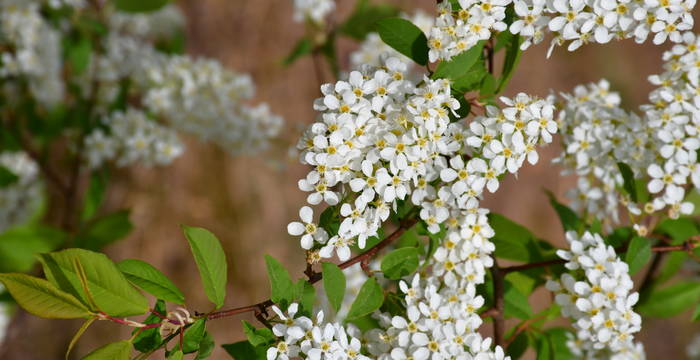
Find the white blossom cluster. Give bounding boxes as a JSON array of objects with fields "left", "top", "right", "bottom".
[
  {"left": 0, "top": 0, "right": 66, "bottom": 106},
  {"left": 0, "top": 152, "right": 42, "bottom": 232},
  {"left": 350, "top": 10, "right": 434, "bottom": 69},
  {"left": 80, "top": 5, "right": 283, "bottom": 167},
  {"left": 546, "top": 231, "right": 644, "bottom": 359},
  {"left": 428, "top": 0, "right": 696, "bottom": 61},
  {"left": 556, "top": 32, "right": 700, "bottom": 225},
  {"left": 292, "top": 0, "right": 335, "bottom": 26}
]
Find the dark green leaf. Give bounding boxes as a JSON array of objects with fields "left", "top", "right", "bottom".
[
  {"left": 504, "top": 279, "right": 532, "bottom": 319},
  {"left": 83, "top": 340, "right": 132, "bottom": 360},
  {"left": 606, "top": 226, "right": 632, "bottom": 248},
  {"left": 0, "top": 273, "right": 92, "bottom": 319},
  {"left": 222, "top": 341, "right": 266, "bottom": 360},
  {"left": 38, "top": 249, "right": 149, "bottom": 316},
  {"left": 132, "top": 300, "right": 165, "bottom": 353},
  {"left": 346, "top": 277, "right": 384, "bottom": 320},
  {"left": 282, "top": 38, "right": 313, "bottom": 66},
  {"left": 637, "top": 281, "right": 700, "bottom": 318},
  {"left": 75, "top": 210, "right": 133, "bottom": 251},
  {"left": 375, "top": 18, "right": 429, "bottom": 66},
  {"left": 117, "top": 259, "right": 185, "bottom": 304},
  {"left": 321, "top": 262, "right": 345, "bottom": 313},
  {"left": 242, "top": 320, "right": 275, "bottom": 347},
  {"left": 293, "top": 279, "right": 316, "bottom": 316},
  {"left": 113, "top": 0, "right": 170, "bottom": 13},
  {"left": 506, "top": 331, "right": 529, "bottom": 359},
  {"left": 182, "top": 226, "right": 228, "bottom": 309},
  {"left": 67, "top": 36, "right": 92, "bottom": 75},
  {"left": 617, "top": 162, "right": 638, "bottom": 202},
  {"left": 264, "top": 255, "right": 294, "bottom": 308},
  {"left": 0, "top": 165, "right": 19, "bottom": 187},
  {"left": 432, "top": 41, "right": 485, "bottom": 80},
  {"left": 624, "top": 237, "right": 652, "bottom": 275},
  {"left": 654, "top": 218, "right": 699, "bottom": 244},
  {"left": 496, "top": 34, "right": 521, "bottom": 93},
  {"left": 194, "top": 332, "right": 215, "bottom": 360},
  {"left": 480, "top": 73, "right": 497, "bottom": 98},
  {"left": 488, "top": 213, "right": 542, "bottom": 262},
  {"left": 451, "top": 64, "right": 487, "bottom": 93},
  {"left": 182, "top": 319, "right": 206, "bottom": 353},
  {"left": 656, "top": 251, "right": 687, "bottom": 285},
  {"left": 339, "top": 0, "right": 398, "bottom": 40},
  {"left": 545, "top": 190, "right": 582, "bottom": 232},
  {"left": 319, "top": 206, "right": 340, "bottom": 237},
  {"left": 692, "top": 303, "right": 700, "bottom": 321},
  {"left": 381, "top": 247, "right": 419, "bottom": 279}
]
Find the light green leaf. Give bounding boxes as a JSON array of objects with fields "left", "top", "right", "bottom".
[
  {"left": 167, "top": 349, "right": 183, "bottom": 360},
  {"left": 81, "top": 170, "right": 109, "bottom": 221},
  {"left": 282, "top": 38, "right": 313, "bottom": 66},
  {"left": 432, "top": 41, "right": 484, "bottom": 80},
  {"left": 113, "top": 0, "right": 170, "bottom": 13},
  {"left": 264, "top": 255, "right": 294, "bottom": 308},
  {"left": 0, "top": 225, "right": 66, "bottom": 273},
  {"left": 638, "top": 281, "right": 700, "bottom": 318},
  {"left": 624, "top": 237, "right": 652, "bottom": 275},
  {"left": 183, "top": 226, "right": 228, "bottom": 309},
  {"left": 242, "top": 320, "right": 275, "bottom": 347},
  {"left": 488, "top": 213, "right": 542, "bottom": 262},
  {"left": 0, "top": 273, "right": 92, "bottom": 319},
  {"left": 75, "top": 210, "right": 133, "bottom": 251},
  {"left": 504, "top": 279, "right": 532, "bottom": 319},
  {"left": 117, "top": 259, "right": 185, "bottom": 304},
  {"left": 38, "top": 248, "right": 149, "bottom": 316},
  {"left": 692, "top": 303, "right": 700, "bottom": 322},
  {"left": 182, "top": 319, "right": 206, "bottom": 354},
  {"left": 656, "top": 251, "right": 687, "bottom": 285},
  {"left": 293, "top": 279, "right": 316, "bottom": 316},
  {"left": 375, "top": 18, "right": 429, "bottom": 66},
  {"left": 381, "top": 247, "right": 419, "bottom": 280},
  {"left": 654, "top": 218, "right": 699, "bottom": 244},
  {"left": 67, "top": 36, "right": 92, "bottom": 75},
  {"left": 322, "top": 262, "right": 346, "bottom": 313},
  {"left": 617, "top": 162, "right": 638, "bottom": 202},
  {"left": 346, "top": 277, "right": 384, "bottom": 320},
  {"left": 82, "top": 340, "right": 132, "bottom": 360}
]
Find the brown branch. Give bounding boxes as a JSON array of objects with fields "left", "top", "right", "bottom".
[
  {"left": 491, "top": 257, "right": 505, "bottom": 347},
  {"left": 207, "top": 217, "right": 418, "bottom": 321}
]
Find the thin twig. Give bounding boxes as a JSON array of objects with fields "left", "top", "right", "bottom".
[{"left": 491, "top": 257, "right": 505, "bottom": 347}]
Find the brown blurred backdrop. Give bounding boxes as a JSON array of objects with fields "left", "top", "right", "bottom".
[{"left": 2, "top": 0, "right": 700, "bottom": 358}]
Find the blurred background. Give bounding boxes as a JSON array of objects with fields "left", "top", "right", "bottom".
[{"left": 1, "top": 0, "right": 699, "bottom": 358}]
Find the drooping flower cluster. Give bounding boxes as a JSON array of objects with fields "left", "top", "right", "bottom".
[
  {"left": 350, "top": 10, "right": 434, "bottom": 69},
  {"left": 0, "top": 152, "right": 42, "bottom": 232},
  {"left": 428, "top": 0, "right": 696, "bottom": 61},
  {"left": 78, "top": 4, "right": 283, "bottom": 167},
  {"left": 292, "top": 0, "right": 335, "bottom": 26},
  {"left": 546, "top": 231, "right": 644, "bottom": 359}
]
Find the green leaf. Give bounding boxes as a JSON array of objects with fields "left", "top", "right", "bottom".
[
  {"left": 692, "top": 303, "right": 700, "bottom": 321},
  {"left": 81, "top": 170, "right": 109, "bottom": 221},
  {"left": 66, "top": 317, "right": 97, "bottom": 359},
  {"left": 132, "top": 300, "right": 165, "bottom": 353},
  {"left": 222, "top": 341, "right": 266, "bottom": 360},
  {"left": 321, "top": 262, "right": 346, "bottom": 313},
  {"left": 504, "top": 279, "right": 532, "bottom": 319},
  {"left": 182, "top": 226, "right": 228, "bottom": 309},
  {"left": 167, "top": 350, "right": 184, "bottom": 360},
  {"left": 496, "top": 34, "right": 521, "bottom": 93},
  {"left": 346, "top": 277, "right": 384, "bottom": 320},
  {"left": 319, "top": 206, "right": 341, "bottom": 237},
  {"left": 624, "top": 237, "right": 652, "bottom": 275},
  {"left": 264, "top": 255, "right": 294, "bottom": 308},
  {"left": 431, "top": 41, "right": 484, "bottom": 80},
  {"left": 293, "top": 279, "right": 316, "bottom": 316},
  {"left": 67, "top": 36, "right": 92, "bottom": 75},
  {"left": 38, "top": 248, "right": 149, "bottom": 316},
  {"left": 242, "top": 320, "right": 276, "bottom": 347},
  {"left": 0, "top": 273, "right": 92, "bottom": 319},
  {"left": 0, "top": 165, "right": 19, "bottom": 187},
  {"left": 0, "top": 225, "right": 66, "bottom": 273},
  {"left": 545, "top": 190, "right": 582, "bottom": 232},
  {"left": 654, "top": 218, "right": 699, "bottom": 244},
  {"left": 606, "top": 226, "right": 632, "bottom": 248},
  {"left": 194, "top": 332, "right": 215, "bottom": 360},
  {"left": 505, "top": 269, "right": 544, "bottom": 297},
  {"left": 339, "top": 0, "right": 399, "bottom": 40},
  {"left": 117, "top": 259, "right": 185, "bottom": 304},
  {"left": 113, "top": 0, "right": 170, "bottom": 13},
  {"left": 617, "top": 162, "right": 638, "bottom": 202},
  {"left": 451, "top": 64, "right": 487, "bottom": 93},
  {"left": 488, "top": 213, "right": 542, "bottom": 262},
  {"left": 656, "top": 251, "right": 687, "bottom": 285},
  {"left": 83, "top": 340, "right": 132, "bottom": 360},
  {"left": 637, "top": 281, "right": 700, "bottom": 318},
  {"left": 75, "top": 210, "right": 133, "bottom": 251},
  {"left": 381, "top": 247, "right": 420, "bottom": 279},
  {"left": 375, "top": 18, "right": 429, "bottom": 66},
  {"left": 182, "top": 319, "right": 206, "bottom": 353},
  {"left": 282, "top": 38, "right": 313, "bottom": 66},
  {"left": 545, "top": 328, "right": 575, "bottom": 359},
  {"left": 506, "top": 331, "right": 529, "bottom": 359}
]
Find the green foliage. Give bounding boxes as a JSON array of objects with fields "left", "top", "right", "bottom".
[
  {"left": 182, "top": 319, "right": 207, "bottom": 354},
  {"left": 82, "top": 340, "right": 132, "bottom": 360},
  {"left": 242, "top": 320, "right": 276, "bottom": 347},
  {"left": 117, "top": 259, "right": 185, "bottom": 304},
  {"left": 0, "top": 165, "right": 19, "bottom": 187},
  {"left": 282, "top": 38, "right": 313, "bottom": 66},
  {"left": 182, "top": 226, "right": 228, "bottom": 309},
  {"left": 534, "top": 328, "right": 574, "bottom": 360},
  {"left": 623, "top": 237, "right": 652, "bottom": 275},
  {"left": 113, "top": 0, "right": 170, "bottom": 13},
  {"left": 637, "top": 281, "right": 700, "bottom": 318},
  {"left": 195, "top": 332, "right": 215, "bottom": 359},
  {"left": 617, "top": 162, "right": 638, "bottom": 202},
  {"left": 75, "top": 210, "right": 133, "bottom": 251},
  {"left": 375, "top": 18, "right": 429, "bottom": 66},
  {"left": 692, "top": 303, "right": 700, "bottom": 322},
  {"left": 264, "top": 255, "right": 294, "bottom": 308},
  {"left": 321, "top": 262, "right": 345, "bottom": 313},
  {"left": 37, "top": 249, "right": 148, "bottom": 316},
  {"left": 655, "top": 251, "right": 688, "bottom": 285},
  {"left": 132, "top": 300, "right": 166, "bottom": 353},
  {"left": 496, "top": 34, "right": 521, "bottom": 93},
  {"left": 654, "top": 218, "right": 699, "bottom": 244},
  {"left": 292, "top": 279, "right": 316, "bottom": 316},
  {"left": 431, "top": 41, "right": 484, "bottom": 80},
  {"left": 167, "top": 350, "right": 184, "bottom": 360},
  {"left": 65, "top": 36, "right": 92, "bottom": 75},
  {"left": 544, "top": 190, "right": 582, "bottom": 232},
  {"left": 319, "top": 206, "right": 341, "bottom": 237},
  {"left": 339, "top": 0, "right": 398, "bottom": 40},
  {"left": 0, "top": 273, "right": 92, "bottom": 319},
  {"left": 346, "top": 277, "right": 384, "bottom": 320},
  {"left": 0, "top": 225, "right": 66, "bottom": 273},
  {"left": 504, "top": 278, "right": 532, "bottom": 319},
  {"left": 81, "top": 170, "right": 109, "bottom": 221},
  {"left": 223, "top": 341, "right": 266, "bottom": 360},
  {"left": 381, "top": 247, "right": 419, "bottom": 279},
  {"left": 488, "top": 213, "right": 544, "bottom": 262}
]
